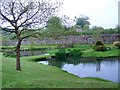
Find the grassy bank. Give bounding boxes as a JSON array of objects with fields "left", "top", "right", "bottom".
[
  {"left": 82, "top": 49, "right": 119, "bottom": 58},
  {"left": 2, "top": 44, "right": 119, "bottom": 59},
  {"left": 47, "top": 48, "right": 119, "bottom": 58},
  {"left": 2, "top": 53, "right": 119, "bottom": 88},
  {"left": 0, "top": 53, "right": 2, "bottom": 89}
]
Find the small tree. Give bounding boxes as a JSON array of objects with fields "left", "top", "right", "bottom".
[{"left": 0, "top": 0, "right": 62, "bottom": 71}]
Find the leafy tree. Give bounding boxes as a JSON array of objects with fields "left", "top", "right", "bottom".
[
  {"left": 0, "top": 0, "right": 62, "bottom": 71},
  {"left": 47, "top": 16, "right": 63, "bottom": 30},
  {"left": 75, "top": 15, "right": 90, "bottom": 29},
  {"left": 45, "top": 16, "right": 64, "bottom": 39}
]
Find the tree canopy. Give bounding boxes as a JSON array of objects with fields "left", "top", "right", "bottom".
[
  {"left": 75, "top": 15, "right": 90, "bottom": 29},
  {"left": 44, "top": 16, "right": 64, "bottom": 39}
]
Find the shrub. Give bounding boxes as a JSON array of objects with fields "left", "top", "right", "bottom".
[
  {"left": 55, "top": 49, "right": 67, "bottom": 60},
  {"left": 113, "top": 41, "right": 120, "bottom": 49},
  {"left": 69, "top": 49, "right": 82, "bottom": 58},
  {"left": 93, "top": 45, "right": 106, "bottom": 52},
  {"left": 93, "top": 41, "right": 106, "bottom": 51},
  {"left": 95, "top": 41, "right": 103, "bottom": 45}
]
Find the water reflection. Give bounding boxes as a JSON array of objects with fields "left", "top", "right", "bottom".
[
  {"left": 38, "top": 57, "right": 119, "bottom": 82},
  {"left": 48, "top": 58, "right": 104, "bottom": 72},
  {"left": 48, "top": 59, "right": 66, "bottom": 68}
]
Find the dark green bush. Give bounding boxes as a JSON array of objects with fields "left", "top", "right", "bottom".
[
  {"left": 69, "top": 49, "right": 82, "bottom": 58},
  {"left": 55, "top": 49, "right": 67, "bottom": 60},
  {"left": 93, "top": 45, "right": 106, "bottom": 51},
  {"left": 93, "top": 41, "right": 106, "bottom": 51},
  {"left": 95, "top": 41, "right": 103, "bottom": 45}
]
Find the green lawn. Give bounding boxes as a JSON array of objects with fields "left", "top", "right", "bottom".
[
  {"left": 1, "top": 44, "right": 119, "bottom": 59},
  {"left": 82, "top": 49, "right": 119, "bottom": 58},
  {"left": 2, "top": 53, "right": 119, "bottom": 88},
  {"left": 0, "top": 53, "right": 2, "bottom": 89}
]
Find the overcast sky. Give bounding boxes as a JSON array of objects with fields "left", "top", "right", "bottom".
[{"left": 59, "top": 0, "right": 119, "bottom": 29}]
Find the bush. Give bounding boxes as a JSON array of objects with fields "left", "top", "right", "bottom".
[
  {"left": 93, "top": 45, "right": 106, "bottom": 52},
  {"left": 69, "top": 49, "right": 82, "bottom": 58},
  {"left": 55, "top": 49, "right": 67, "bottom": 60},
  {"left": 113, "top": 41, "right": 120, "bottom": 49},
  {"left": 93, "top": 41, "right": 106, "bottom": 51},
  {"left": 95, "top": 41, "right": 103, "bottom": 45}
]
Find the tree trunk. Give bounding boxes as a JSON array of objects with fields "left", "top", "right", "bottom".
[{"left": 16, "top": 33, "right": 22, "bottom": 71}]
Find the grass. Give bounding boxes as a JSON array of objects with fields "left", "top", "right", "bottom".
[
  {"left": 82, "top": 49, "right": 119, "bottom": 58},
  {"left": 2, "top": 53, "right": 119, "bottom": 88},
  {"left": 47, "top": 48, "right": 119, "bottom": 58},
  {"left": 2, "top": 44, "right": 119, "bottom": 58},
  {"left": 0, "top": 53, "right": 2, "bottom": 89}
]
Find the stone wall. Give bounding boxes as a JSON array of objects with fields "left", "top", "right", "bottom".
[{"left": 3, "top": 34, "right": 120, "bottom": 45}]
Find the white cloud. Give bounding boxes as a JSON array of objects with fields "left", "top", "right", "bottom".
[{"left": 60, "top": 0, "right": 119, "bottom": 29}]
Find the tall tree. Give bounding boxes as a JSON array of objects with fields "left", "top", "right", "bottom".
[
  {"left": 75, "top": 15, "right": 90, "bottom": 29},
  {"left": 45, "top": 16, "right": 64, "bottom": 39},
  {"left": 0, "top": 0, "right": 62, "bottom": 71}
]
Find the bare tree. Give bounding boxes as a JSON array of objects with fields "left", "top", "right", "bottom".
[{"left": 0, "top": 0, "right": 63, "bottom": 71}]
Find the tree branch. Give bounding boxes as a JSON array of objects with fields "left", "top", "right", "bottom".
[
  {"left": 17, "top": 3, "right": 41, "bottom": 28},
  {"left": 0, "top": 26, "right": 16, "bottom": 33},
  {"left": 20, "top": 32, "right": 39, "bottom": 41},
  {"left": 0, "top": 10, "right": 15, "bottom": 27}
]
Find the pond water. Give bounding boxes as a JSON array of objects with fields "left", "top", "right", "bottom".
[
  {"left": 3, "top": 50, "right": 47, "bottom": 56},
  {"left": 38, "top": 57, "right": 119, "bottom": 83}
]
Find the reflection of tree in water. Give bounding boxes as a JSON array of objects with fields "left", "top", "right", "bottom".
[
  {"left": 47, "top": 58, "right": 118, "bottom": 72},
  {"left": 66, "top": 58, "right": 81, "bottom": 66},
  {"left": 48, "top": 59, "right": 66, "bottom": 68},
  {"left": 96, "top": 59, "right": 102, "bottom": 72}
]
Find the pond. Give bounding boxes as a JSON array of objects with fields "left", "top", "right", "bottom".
[
  {"left": 3, "top": 50, "right": 47, "bottom": 56},
  {"left": 38, "top": 57, "right": 119, "bottom": 83}
]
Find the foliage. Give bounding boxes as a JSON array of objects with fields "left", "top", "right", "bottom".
[
  {"left": 55, "top": 49, "right": 66, "bottom": 60},
  {"left": 75, "top": 15, "right": 90, "bottom": 29},
  {"left": 95, "top": 41, "right": 103, "bottom": 45},
  {"left": 69, "top": 49, "right": 82, "bottom": 58},
  {"left": 93, "top": 41, "right": 106, "bottom": 52},
  {"left": 46, "top": 16, "right": 63, "bottom": 29},
  {"left": 91, "top": 26, "right": 104, "bottom": 30},
  {"left": 93, "top": 45, "right": 106, "bottom": 52},
  {"left": 45, "top": 16, "right": 64, "bottom": 39},
  {"left": 113, "top": 41, "right": 120, "bottom": 49}
]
